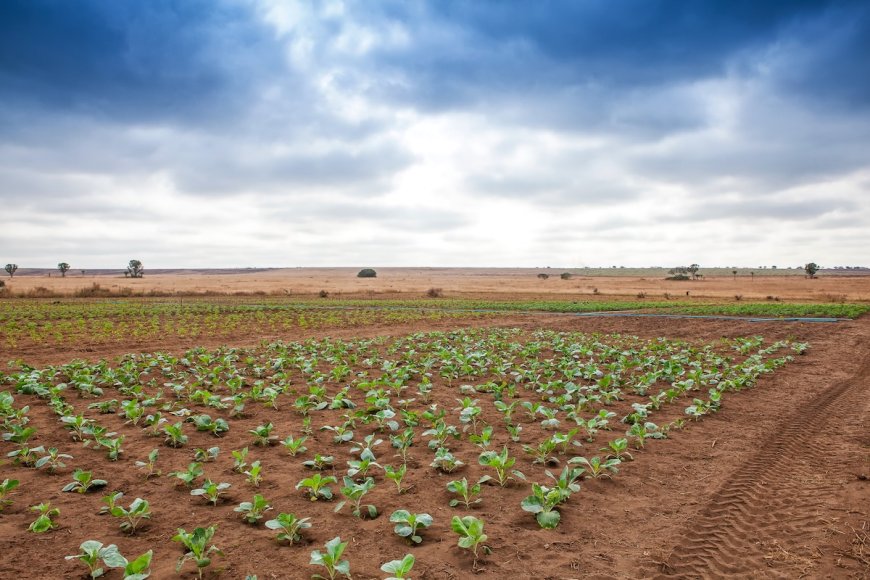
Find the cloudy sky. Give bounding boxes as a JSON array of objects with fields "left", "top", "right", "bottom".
[{"left": 1, "top": 0, "right": 868, "bottom": 268}]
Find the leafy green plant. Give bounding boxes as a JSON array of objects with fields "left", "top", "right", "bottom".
[
  {"left": 310, "top": 536, "right": 350, "bottom": 580},
  {"left": 381, "top": 554, "right": 415, "bottom": 580},
  {"left": 430, "top": 447, "right": 463, "bottom": 473},
  {"left": 478, "top": 447, "right": 525, "bottom": 487},
  {"left": 163, "top": 422, "right": 188, "bottom": 447},
  {"left": 110, "top": 497, "right": 152, "bottom": 534},
  {"left": 65, "top": 540, "right": 127, "bottom": 578},
  {"left": 451, "top": 515, "right": 490, "bottom": 568},
  {"left": 191, "top": 479, "right": 231, "bottom": 506},
  {"left": 250, "top": 422, "right": 277, "bottom": 446},
  {"left": 191, "top": 414, "right": 229, "bottom": 437},
  {"left": 521, "top": 483, "right": 563, "bottom": 529},
  {"left": 569, "top": 455, "right": 620, "bottom": 479},
  {"left": 135, "top": 448, "right": 160, "bottom": 478},
  {"left": 0, "top": 478, "right": 19, "bottom": 510},
  {"left": 235, "top": 494, "right": 272, "bottom": 524},
  {"left": 122, "top": 549, "right": 153, "bottom": 580},
  {"left": 63, "top": 469, "right": 108, "bottom": 494},
  {"left": 169, "top": 462, "right": 203, "bottom": 487},
  {"left": 545, "top": 466, "right": 583, "bottom": 503},
  {"left": 302, "top": 454, "right": 334, "bottom": 470},
  {"left": 390, "top": 509, "right": 433, "bottom": 544},
  {"left": 173, "top": 526, "right": 223, "bottom": 579},
  {"left": 193, "top": 446, "right": 220, "bottom": 463},
  {"left": 265, "top": 513, "right": 311, "bottom": 544},
  {"left": 390, "top": 428, "right": 414, "bottom": 463},
  {"left": 334, "top": 477, "right": 377, "bottom": 518},
  {"left": 282, "top": 434, "right": 308, "bottom": 456},
  {"left": 601, "top": 437, "right": 633, "bottom": 461},
  {"left": 446, "top": 477, "right": 482, "bottom": 508},
  {"left": 244, "top": 460, "right": 263, "bottom": 487},
  {"left": 296, "top": 473, "right": 337, "bottom": 501},
  {"left": 523, "top": 438, "right": 559, "bottom": 465},
  {"left": 231, "top": 447, "right": 249, "bottom": 472},
  {"left": 28, "top": 502, "right": 60, "bottom": 533},
  {"left": 35, "top": 447, "right": 73, "bottom": 472},
  {"left": 384, "top": 463, "right": 407, "bottom": 493}
]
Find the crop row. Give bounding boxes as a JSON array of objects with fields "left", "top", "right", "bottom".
[{"left": 0, "top": 328, "right": 802, "bottom": 578}]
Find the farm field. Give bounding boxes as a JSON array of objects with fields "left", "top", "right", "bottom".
[{"left": 0, "top": 296, "right": 868, "bottom": 579}]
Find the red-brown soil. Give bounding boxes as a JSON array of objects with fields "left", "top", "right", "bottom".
[{"left": 0, "top": 314, "right": 867, "bottom": 580}]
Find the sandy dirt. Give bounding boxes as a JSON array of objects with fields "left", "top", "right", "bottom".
[
  {"left": 4, "top": 267, "right": 870, "bottom": 302},
  {"left": 0, "top": 313, "right": 867, "bottom": 579}
]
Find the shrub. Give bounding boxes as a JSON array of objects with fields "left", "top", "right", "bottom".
[
  {"left": 357, "top": 269, "right": 377, "bottom": 278},
  {"left": 536, "top": 273, "right": 549, "bottom": 280},
  {"left": 319, "top": 290, "right": 329, "bottom": 298},
  {"left": 560, "top": 272, "right": 572, "bottom": 280},
  {"left": 426, "top": 287, "right": 443, "bottom": 298}
]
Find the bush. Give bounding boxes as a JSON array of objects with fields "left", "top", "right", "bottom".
[
  {"left": 319, "top": 290, "right": 330, "bottom": 298},
  {"left": 560, "top": 273, "right": 572, "bottom": 280},
  {"left": 426, "top": 287, "right": 443, "bottom": 298},
  {"left": 537, "top": 273, "right": 549, "bottom": 280},
  {"left": 357, "top": 269, "right": 377, "bottom": 278}
]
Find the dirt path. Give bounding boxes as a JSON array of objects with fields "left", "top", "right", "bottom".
[{"left": 651, "top": 324, "right": 870, "bottom": 579}]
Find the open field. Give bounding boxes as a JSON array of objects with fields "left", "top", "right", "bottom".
[{"left": 0, "top": 290, "right": 867, "bottom": 579}]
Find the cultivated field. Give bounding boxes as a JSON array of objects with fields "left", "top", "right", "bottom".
[{"left": 0, "top": 271, "right": 867, "bottom": 579}]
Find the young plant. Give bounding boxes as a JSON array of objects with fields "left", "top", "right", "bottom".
[
  {"left": 110, "top": 497, "right": 152, "bottom": 534},
  {"left": 281, "top": 434, "right": 308, "bottom": 456},
  {"left": 446, "top": 477, "right": 482, "bottom": 508},
  {"left": 244, "top": 460, "right": 263, "bottom": 487},
  {"left": 191, "top": 479, "right": 231, "bottom": 506},
  {"left": 569, "top": 455, "right": 621, "bottom": 479},
  {"left": 389, "top": 509, "right": 433, "bottom": 544},
  {"left": 334, "top": 477, "right": 377, "bottom": 518},
  {"left": 63, "top": 469, "right": 108, "bottom": 494},
  {"left": 122, "top": 550, "right": 153, "bottom": 580},
  {"left": 430, "top": 447, "right": 464, "bottom": 473},
  {"left": 235, "top": 494, "right": 273, "bottom": 524},
  {"left": 193, "top": 446, "right": 220, "bottom": 463},
  {"left": 65, "top": 540, "right": 127, "bottom": 578},
  {"left": 522, "top": 438, "right": 559, "bottom": 465},
  {"left": 35, "top": 447, "right": 73, "bottom": 473},
  {"left": 521, "top": 483, "right": 563, "bottom": 529},
  {"left": 0, "top": 478, "right": 19, "bottom": 511},
  {"left": 191, "top": 414, "right": 229, "bottom": 437},
  {"left": 451, "top": 516, "right": 490, "bottom": 568},
  {"left": 249, "top": 422, "right": 277, "bottom": 446},
  {"left": 28, "top": 502, "right": 60, "bottom": 533},
  {"left": 94, "top": 434, "right": 124, "bottom": 461},
  {"left": 302, "top": 454, "right": 334, "bottom": 470},
  {"left": 135, "top": 448, "right": 161, "bottom": 478},
  {"left": 478, "top": 447, "right": 525, "bottom": 487},
  {"left": 381, "top": 554, "right": 415, "bottom": 580},
  {"left": 231, "top": 447, "right": 249, "bottom": 472},
  {"left": 169, "top": 462, "right": 203, "bottom": 487},
  {"left": 545, "top": 466, "right": 584, "bottom": 503},
  {"left": 163, "top": 422, "right": 188, "bottom": 447},
  {"left": 468, "top": 425, "right": 494, "bottom": 449},
  {"left": 296, "top": 473, "right": 337, "bottom": 501},
  {"left": 600, "top": 437, "right": 634, "bottom": 461},
  {"left": 265, "top": 513, "right": 312, "bottom": 544},
  {"left": 310, "top": 536, "right": 350, "bottom": 580},
  {"left": 390, "top": 428, "right": 414, "bottom": 463},
  {"left": 173, "top": 526, "right": 223, "bottom": 579},
  {"left": 384, "top": 463, "right": 407, "bottom": 493}
]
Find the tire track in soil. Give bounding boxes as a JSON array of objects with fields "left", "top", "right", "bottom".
[{"left": 650, "top": 351, "right": 870, "bottom": 579}]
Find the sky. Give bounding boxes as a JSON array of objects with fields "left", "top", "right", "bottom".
[{"left": 1, "top": 0, "right": 868, "bottom": 269}]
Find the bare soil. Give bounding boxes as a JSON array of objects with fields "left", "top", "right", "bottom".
[
  {"left": 0, "top": 313, "right": 867, "bottom": 579},
  {"left": 4, "top": 267, "right": 870, "bottom": 302}
]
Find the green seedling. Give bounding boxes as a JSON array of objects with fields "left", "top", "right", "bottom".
[
  {"left": 235, "top": 494, "right": 272, "bottom": 524},
  {"left": 169, "top": 462, "right": 203, "bottom": 487},
  {"left": 296, "top": 473, "right": 337, "bottom": 501},
  {"left": 384, "top": 464, "right": 407, "bottom": 493},
  {"left": 422, "top": 420, "right": 459, "bottom": 450},
  {"left": 601, "top": 437, "right": 633, "bottom": 461},
  {"left": 446, "top": 477, "right": 482, "bottom": 508},
  {"left": 381, "top": 554, "right": 415, "bottom": 580},
  {"left": 626, "top": 421, "right": 666, "bottom": 449},
  {"left": 478, "top": 447, "right": 525, "bottom": 487},
  {"left": 193, "top": 446, "right": 220, "bottom": 463},
  {"left": 191, "top": 479, "right": 231, "bottom": 506},
  {"left": 63, "top": 469, "right": 108, "bottom": 494},
  {"left": 468, "top": 425, "right": 494, "bottom": 449},
  {"left": 451, "top": 515, "right": 490, "bottom": 568},
  {"left": 310, "top": 536, "right": 350, "bottom": 580},
  {"left": 302, "top": 454, "right": 334, "bottom": 470},
  {"left": 173, "top": 526, "right": 223, "bottom": 580},
  {"left": 523, "top": 438, "right": 559, "bottom": 465},
  {"left": 249, "top": 422, "right": 277, "bottom": 446},
  {"left": 346, "top": 457, "right": 381, "bottom": 480},
  {"left": 89, "top": 399, "right": 119, "bottom": 414},
  {"left": 521, "top": 483, "right": 563, "bottom": 529},
  {"left": 334, "top": 476, "right": 377, "bottom": 518},
  {"left": 122, "top": 549, "right": 153, "bottom": 580},
  {"left": 28, "top": 502, "right": 60, "bottom": 533},
  {"left": 35, "top": 447, "right": 73, "bottom": 472},
  {"left": 430, "top": 447, "right": 463, "bottom": 473},
  {"left": 162, "top": 422, "right": 188, "bottom": 447},
  {"left": 191, "top": 414, "right": 229, "bottom": 436},
  {"left": 244, "top": 460, "right": 263, "bottom": 487},
  {"left": 390, "top": 509, "right": 433, "bottom": 544},
  {"left": 545, "top": 466, "right": 583, "bottom": 503},
  {"left": 65, "top": 540, "right": 127, "bottom": 578},
  {"left": 94, "top": 434, "right": 124, "bottom": 461},
  {"left": 390, "top": 428, "right": 414, "bottom": 463},
  {"left": 231, "top": 447, "right": 249, "bottom": 472},
  {"left": 110, "top": 497, "right": 151, "bottom": 534},
  {"left": 265, "top": 513, "right": 312, "bottom": 544},
  {"left": 281, "top": 434, "right": 308, "bottom": 456},
  {"left": 0, "top": 478, "right": 19, "bottom": 510},
  {"left": 99, "top": 490, "right": 123, "bottom": 515},
  {"left": 569, "top": 455, "right": 621, "bottom": 479},
  {"left": 7, "top": 444, "right": 44, "bottom": 467},
  {"left": 135, "top": 448, "right": 160, "bottom": 478},
  {"left": 321, "top": 424, "right": 354, "bottom": 444}
]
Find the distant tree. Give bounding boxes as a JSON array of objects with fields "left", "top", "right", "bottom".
[
  {"left": 537, "top": 273, "right": 550, "bottom": 280},
  {"left": 732, "top": 269, "right": 737, "bottom": 280},
  {"left": 57, "top": 262, "right": 70, "bottom": 277},
  {"left": 126, "top": 259, "right": 144, "bottom": 278},
  {"left": 804, "top": 262, "right": 819, "bottom": 279},
  {"left": 4, "top": 264, "right": 17, "bottom": 278},
  {"left": 560, "top": 272, "right": 572, "bottom": 280},
  {"left": 357, "top": 268, "right": 377, "bottom": 278},
  {"left": 687, "top": 264, "right": 700, "bottom": 280}
]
